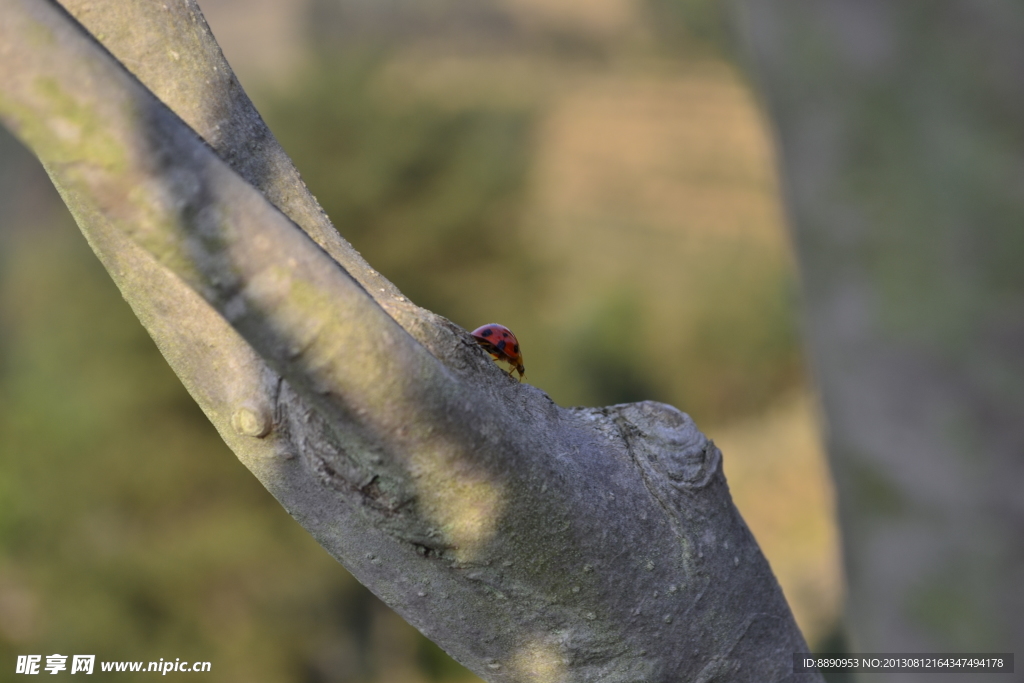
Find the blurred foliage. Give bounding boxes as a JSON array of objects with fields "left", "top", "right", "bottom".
[
  {"left": 678, "top": 255, "right": 803, "bottom": 422},
  {"left": 260, "top": 53, "right": 535, "bottom": 324},
  {"left": 643, "top": 0, "right": 734, "bottom": 58},
  {"left": 544, "top": 260, "right": 802, "bottom": 423},
  {"left": 562, "top": 290, "right": 663, "bottom": 406}
]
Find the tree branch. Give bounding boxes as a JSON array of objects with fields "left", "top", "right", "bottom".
[{"left": 0, "top": 0, "right": 820, "bottom": 679}]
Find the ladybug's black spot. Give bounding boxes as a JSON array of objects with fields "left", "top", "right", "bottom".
[
  {"left": 496, "top": 340, "right": 507, "bottom": 351},
  {"left": 513, "top": 344, "right": 520, "bottom": 353},
  {"left": 480, "top": 329, "right": 494, "bottom": 338}
]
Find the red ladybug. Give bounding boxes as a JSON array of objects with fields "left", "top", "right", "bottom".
[{"left": 471, "top": 323, "right": 525, "bottom": 380}]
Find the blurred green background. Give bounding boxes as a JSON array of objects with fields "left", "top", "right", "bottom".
[{"left": 0, "top": 0, "right": 841, "bottom": 680}]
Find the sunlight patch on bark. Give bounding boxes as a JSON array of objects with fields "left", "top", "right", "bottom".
[
  {"left": 511, "top": 638, "right": 565, "bottom": 683},
  {"left": 410, "top": 449, "right": 505, "bottom": 563}
]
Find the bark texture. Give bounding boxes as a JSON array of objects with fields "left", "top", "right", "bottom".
[
  {"left": 734, "top": 0, "right": 1024, "bottom": 671},
  {"left": 0, "top": 0, "right": 820, "bottom": 679}
]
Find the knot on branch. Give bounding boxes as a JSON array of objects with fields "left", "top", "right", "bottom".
[{"left": 612, "top": 401, "right": 721, "bottom": 490}]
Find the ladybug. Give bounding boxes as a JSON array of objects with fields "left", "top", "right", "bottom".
[{"left": 471, "top": 323, "right": 525, "bottom": 380}]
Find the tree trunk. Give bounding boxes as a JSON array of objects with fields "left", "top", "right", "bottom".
[
  {"left": 734, "top": 0, "right": 1024, "bottom": 673},
  {"left": 0, "top": 1, "right": 820, "bottom": 680}
]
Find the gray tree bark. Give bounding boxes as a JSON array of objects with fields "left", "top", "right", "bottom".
[
  {"left": 0, "top": 0, "right": 820, "bottom": 680},
  {"left": 734, "top": 0, "right": 1024, "bottom": 674}
]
